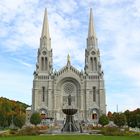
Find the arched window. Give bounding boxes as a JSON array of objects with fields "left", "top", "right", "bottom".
[
  {"left": 41, "top": 57, "right": 44, "bottom": 70},
  {"left": 93, "top": 87, "right": 96, "bottom": 102},
  {"left": 42, "top": 86, "right": 45, "bottom": 102},
  {"left": 90, "top": 57, "right": 93, "bottom": 71},
  {"left": 45, "top": 57, "right": 47, "bottom": 71},
  {"left": 94, "top": 57, "right": 97, "bottom": 71}
]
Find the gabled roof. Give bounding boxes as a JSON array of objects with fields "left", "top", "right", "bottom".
[{"left": 54, "top": 64, "right": 83, "bottom": 78}]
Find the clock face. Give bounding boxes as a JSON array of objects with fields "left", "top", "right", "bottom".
[
  {"left": 42, "top": 51, "right": 46, "bottom": 55},
  {"left": 91, "top": 51, "right": 95, "bottom": 55}
]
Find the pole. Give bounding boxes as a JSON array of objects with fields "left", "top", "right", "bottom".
[{"left": 117, "top": 104, "right": 118, "bottom": 113}]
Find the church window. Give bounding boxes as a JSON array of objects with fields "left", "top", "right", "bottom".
[
  {"left": 45, "top": 57, "right": 47, "bottom": 71},
  {"left": 91, "top": 51, "right": 95, "bottom": 55},
  {"left": 41, "top": 57, "right": 44, "bottom": 70},
  {"left": 42, "top": 51, "right": 46, "bottom": 55},
  {"left": 94, "top": 57, "right": 97, "bottom": 71},
  {"left": 63, "top": 82, "right": 74, "bottom": 95},
  {"left": 42, "top": 86, "right": 45, "bottom": 102},
  {"left": 90, "top": 57, "right": 93, "bottom": 71},
  {"left": 93, "top": 87, "right": 96, "bottom": 102}
]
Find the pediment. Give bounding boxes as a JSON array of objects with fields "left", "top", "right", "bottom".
[{"left": 54, "top": 64, "right": 82, "bottom": 78}]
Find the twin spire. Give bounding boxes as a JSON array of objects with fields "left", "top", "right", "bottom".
[
  {"left": 40, "top": 8, "right": 96, "bottom": 50},
  {"left": 88, "top": 8, "right": 96, "bottom": 38},
  {"left": 40, "top": 8, "right": 51, "bottom": 50},
  {"left": 87, "top": 8, "right": 97, "bottom": 48},
  {"left": 41, "top": 8, "right": 50, "bottom": 39}
]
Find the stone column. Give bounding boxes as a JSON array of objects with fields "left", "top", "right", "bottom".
[
  {"left": 48, "top": 89, "right": 52, "bottom": 116},
  {"left": 80, "top": 89, "right": 85, "bottom": 110}
]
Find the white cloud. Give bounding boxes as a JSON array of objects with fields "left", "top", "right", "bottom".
[
  {"left": 56, "top": 0, "right": 77, "bottom": 14},
  {"left": 132, "top": 0, "right": 140, "bottom": 17}
]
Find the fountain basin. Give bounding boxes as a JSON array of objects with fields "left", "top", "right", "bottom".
[{"left": 62, "top": 108, "right": 77, "bottom": 115}]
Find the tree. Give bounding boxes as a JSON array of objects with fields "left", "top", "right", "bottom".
[
  {"left": 113, "top": 113, "right": 126, "bottom": 127},
  {"left": 30, "top": 112, "right": 41, "bottom": 126},
  {"left": 128, "top": 113, "right": 137, "bottom": 128},
  {"left": 0, "top": 102, "right": 10, "bottom": 128},
  {"left": 0, "top": 111, "right": 7, "bottom": 128},
  {"left": 124, "top": 110, "right": 130, "bottom": 126},
  {"left": 0, "top": 97, "right": 29, "bottom": 128},
  {"left": 14, "top": 114, "right": 25, "bottom": 128},
  {"left": 99, "top": 114, "right": 109, "bottom": 126},
  {"left": 124, "top": 109, "right": 140, "bottom": 128},
  {"left": 136, "top": 114, "right": 140, "bottom": 128},
  {"left": 107, "top": 111, "right": 113, "bottom": 121}
]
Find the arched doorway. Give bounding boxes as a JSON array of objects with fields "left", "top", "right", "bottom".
[
  {"left": 92, "top": 111, "right": 97, "bottom": 120},
  {"left": 39, "top": 108, "right": 48, "bottom": 125},
  {"left": 91, "top": 109, "right": 98, "bottom": 120}
]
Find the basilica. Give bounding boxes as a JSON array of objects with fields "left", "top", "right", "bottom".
[{"left": 30, "top": 8, "right": 106, "bottom": 124}]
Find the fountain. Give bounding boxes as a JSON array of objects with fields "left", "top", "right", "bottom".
[{"left": 61, "top": 94, "right": 79, "bottom": 132}]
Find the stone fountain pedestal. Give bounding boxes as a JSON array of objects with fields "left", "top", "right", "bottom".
[
  {"left": 61, "top": 107, "right": 79, "bottom": 132},
  {"left": 61, "top": 94, "right": 79, "bottom": 132}
]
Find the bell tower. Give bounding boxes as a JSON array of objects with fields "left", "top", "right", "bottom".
[
  {"left": 32, "top": 9, "right": 53, "bottom": 113},
  {"left": 37, "top": 8, "right": 52, "bottom": 74},
  {"left": 85, "top": 8, "right": 100, "bottom": 74}
]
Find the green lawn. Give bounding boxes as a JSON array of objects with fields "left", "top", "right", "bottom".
[{"left": 0, "top": 135, "right": 139, "bottom": 140}]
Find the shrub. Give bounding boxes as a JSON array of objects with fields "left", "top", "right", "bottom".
[
  {"left": 30, "top": 112, "right": 41, "bottom": 126},
  {"left": 99, "top": 115, "right": 109, "bottom": 126},
  {"left": 17, "top": 126, "right": 40, "bottom": 136},
  {"left": 113, "top": 113, "right": 126, "bottom": 127},
  {"left": 101, "top": 127, "right": 125, "bottom": 136},
  {"left": 0, "top": 130, "right": 11, "bottom": 137}
]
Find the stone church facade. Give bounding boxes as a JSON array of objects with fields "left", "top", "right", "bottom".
[{"left": 31, "top": 8, "right": 106, "bottom": 123}]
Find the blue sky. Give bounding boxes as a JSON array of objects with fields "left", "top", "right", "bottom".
[{"left": 0, "top": 0, "right": 140, "bottom": 112}]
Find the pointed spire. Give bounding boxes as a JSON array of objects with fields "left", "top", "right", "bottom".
[
  {"left": 41, "top": 8, "right": 50, "bottom": 38},
  {"left": 88, "top": 8, "right": 95, "bottom": 37},
  {"left": 40, "top": 8, "right": 51, "bottom": 50},
  {"left": 87, "top": 8, "right": 97, "bottom": 48},
  {"left": 67, "top": 53, "right": 71, "bottom": 65},
  {"left": 67, "top": 54, "right": 70, "bottom": 62}
]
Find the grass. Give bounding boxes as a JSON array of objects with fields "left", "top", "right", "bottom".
[{"left": 0, "top": 135, "right": 140, "bottom": 140}]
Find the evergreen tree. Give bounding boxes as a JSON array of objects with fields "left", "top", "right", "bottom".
[
  {"left": 113, "top": 113, "right": 126, "bottom": 127},
  {"left": 136, "top": 114, "right": 140, "bottom": 128},
  {"left": 0, "top": 97, "right": 29, "bottom": 128},
  {"left": 30, "top": 112, "right": 41, "bottom": 126},
  {"left": 99, "top": 114, "right": 109, "bottom": 126},
  {"left": 13, "top": 114, "right": 25, "bottom": 128}
]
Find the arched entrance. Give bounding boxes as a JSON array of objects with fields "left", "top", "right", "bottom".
[
  {"left": 56, "top": 77, "right": 81, "bottom": 120},
  {"left": 90, "top": 108, "right": 99, "bottom": 120},
  {"left": 39, "top": 108, "right": 48, "bottom": 125},
  {"left": 92, "top": 111, "right": 97, "bottom": 120}
]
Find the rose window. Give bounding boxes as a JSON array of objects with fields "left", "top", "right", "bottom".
[{"left": 63, "top": 82, "right": 74, "bottom": 94}]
